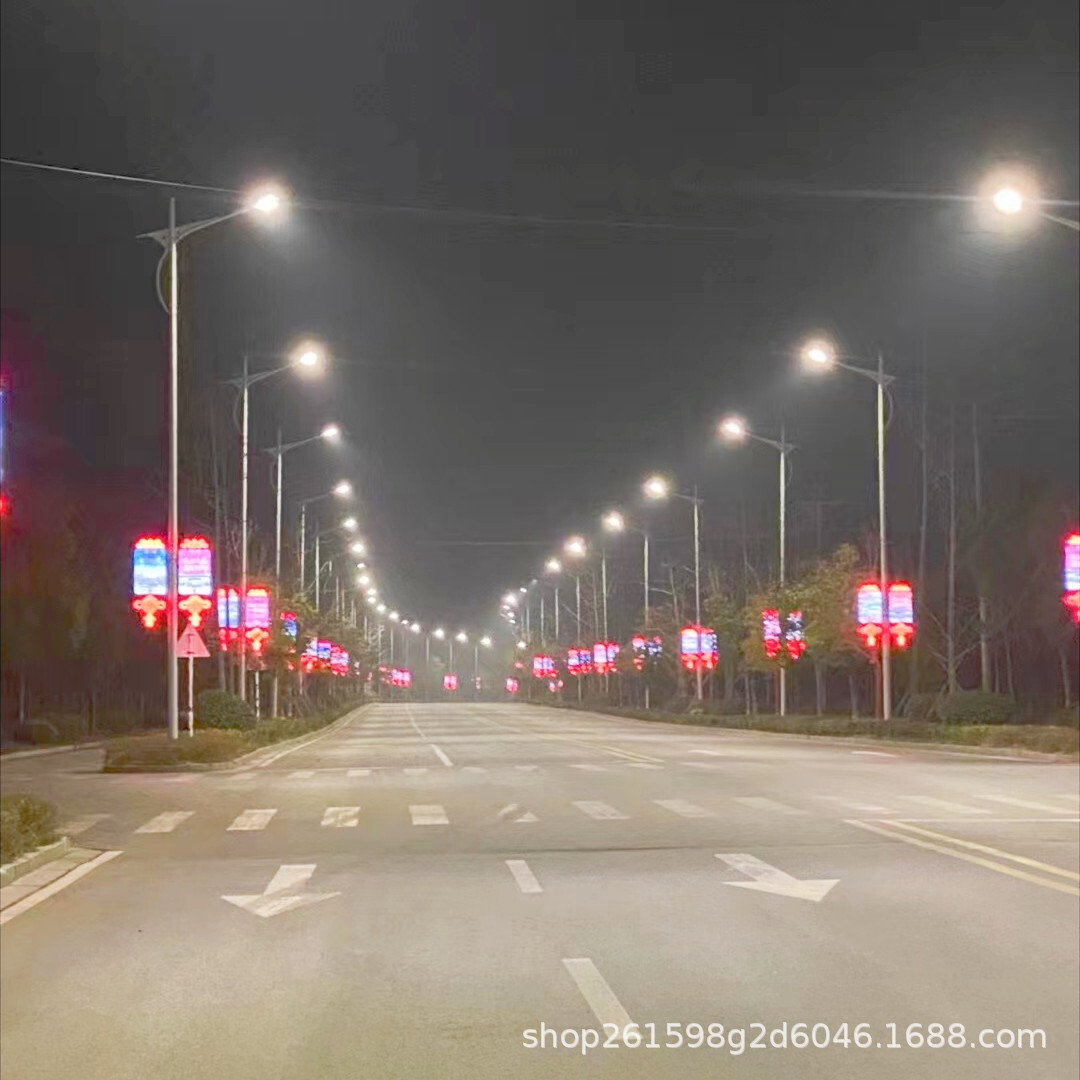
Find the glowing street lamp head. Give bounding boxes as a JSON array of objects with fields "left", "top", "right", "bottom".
[
  {"left": 991, "top": 187, "right": 1025, "bottom": 215},
  {"left": 602, "top": 510, "right": 625, "bottom": 533},
  {"left": 332, "top": 480, "right": 353, "bottom": 499},
  {"left": 349, "top": 541, "right": 367, "bottom": 556},
  {"left": 480, "top": 635, "right": 492, "bottom": 648},
  {"left": 544, "top": 557, "right": 562, "bottom": 574},
  {"left": 455, "top": 631, "right": 468, "bottom": 643},
  {"left": 341, "top": 517, "right": 358, "bottom": 532},
  {"left": 389, "top": 611, "right": 400, "bottom": 622},
  {"left": 365, "top": 588, "right": 377, "bottom": 598},
  {"left": 502, "top": 592, "right": 519, "bottom": 607},
  {"left": 518, "top": 586, "right": 528, "bottom": 594},
  {"left": 564, "top": 535, "right": 587, "bottom": 559},
  {"left": 246, "top": 183, "right": 288, "bottom": 216},
  {"left": 291, "top": 341, "right": 326, "bottom": 373},
  {"left": 357, "top": 573, "right": 371, "bottom": 587},
  {"left": 434, "top": 628, "right": 445, "bottom": 640},
  {"left": 516, "top": 640, "right": 528, "bottom": 650},
  {"left": 376, "top": 603, "right": 386, "bottom": 614},
  {"left": 643, "top": 475, "right": 669, "bottom": 501},
  {"left": 320, "top": 423, "right": 342, "bottom": 442},
  {"left": 801, "top": 338, "right": 836, "bottom": 370},
  {"left": 718, "top": 415, "right": 748, "bottom": 443},
  {"left": 411, "top": 623, "right": 422, "bottom": 634}
]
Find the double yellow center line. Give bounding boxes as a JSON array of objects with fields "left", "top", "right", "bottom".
[{"left": 848, "top": 819, "right": 1080, "bottom": 897}]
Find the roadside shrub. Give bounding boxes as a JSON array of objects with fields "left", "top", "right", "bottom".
[
  {"left": 903, "top": 692, "right": 941, "bottom": 722},
  {"left": 936, "top": 691, "right": 1019, "bottom": 726},
  {"left": 11, "top": 720, "right": 63, "bottom": 745},
  {"left": 0, "top": 794, "right": 59, "bottom": 863},
  {"left": 104, "top": 730, "right": 248, "bottom": 769},
  {"left": 196, "top": 690, "right": 256, "bottom": 730}
]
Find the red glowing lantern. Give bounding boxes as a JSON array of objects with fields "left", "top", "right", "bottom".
[
  {"left": 443, "top": 673, "right": 459, "bottom": 691},
  {"left": 566, "top": 647, "right": 593, "bottom": 676},
  {"left": 1065, "top": 533, "right": 1080, "bottom": 626},
  {"left": 177, "top": 537, "right": 213, "bottom": 597},
  {"left": 592, "top": 641, "right": 620, "bottom": 674},
  {"left": 785, "top": 611, "right": 806, "bottom": 661},
  {"left": 679, "top": 625, "right": 717, "bottom": 671},
  {"left": 132, "top": 593, "right": 166, "bottom": 629},
  {"left": 178, "top": 594, "right": 213, "bottom": 628},
  {"left": 505, "top": 678, "right": 520, "bottom": 694},
  {"left": 856, "top": 582, "right": 884, "bottom": 650},
  {"left": 761, "top": 609, "right": 782, "bottom": 659},
  {"left": 887, "top": 582, "right": 915, "bottom": 649},
  {"left": 630, "top": 634, "right": 662, "bottom": 671},
  {"left": 532, "top": 654, "right": 556, "bottom": 680}
]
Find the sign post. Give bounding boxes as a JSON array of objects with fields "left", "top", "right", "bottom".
[{"left": 177, "top": 624, "right": 210, "bottom": 736}]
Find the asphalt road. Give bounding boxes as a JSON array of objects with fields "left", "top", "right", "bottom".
[{"left": 2, "top": 701, "right": 1078, "bottom": 1079}]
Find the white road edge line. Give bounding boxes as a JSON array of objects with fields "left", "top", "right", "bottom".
[
  {"left": 562, "top": 958, "right": 633, "bottom": 1035},
  {"left": 431, "top": 744, "right": 454, "bottom": 768},
  {"left": 505, "top": 859, "right": 543, "bottom": 894},
  {"left": 252, "top": 709, "right": 361, "bottom": 768},
  {"left": 0, "top": 850, "right": 123, "bottom": 926}
]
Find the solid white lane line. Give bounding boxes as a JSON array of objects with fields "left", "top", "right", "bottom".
[
  {"left": 430, "top": 745, "right": 454, "bottom": 767},
  {"left": 288, "top": 770, "right": 315, "bottom": 780},
  {"left": 410, "top": 804, "right": 448, "bottom": 825},
  {"left": 60, "top": 814, "right": 110, "bottom": 835},
  {"left": 654, "top": 798, "right": 714, "bottom": 819},
  {"left": 347, "top": 769, "right": 371, "bottom": 777},
  {"left": 403, "top": 767, "right": 429, "bottom": 776},
  {"left": 977, "top": 794, "right": 1073, "bottom": 814},
  {"left": 570, "top": 764, "right": 608, "bottom": 772},
  {"left": 135, "top": 811, "right": 195, "bottom": 834},
  {"left": 505, "top": 859, "right": 543, "bottom": 894},
  {"left": 227, "top": 809, "right": 278, "bottom": 832},
  {"left": 572, "top": 801, "right": 629, "bottom": 820},
  {"left": 733, "top": 797, "right": 808, "bottom": 815},
  {"left": 0, "top": 850, "right": 123, "bottom": 926},
  {"left": 690, "top": 749, "right": 726, "bottom": 756},
  {"left": 901, "top": 796, "right": 990, "bottom": 814},
  {"left": 321, "top": 806, "right": 361, "bottom": 828},
  {"left": 562, "top": 958, "right": 633, "bottom": 1032}
]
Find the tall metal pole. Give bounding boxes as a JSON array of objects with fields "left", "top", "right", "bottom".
[
  {"left": 779, "top": 432, "right": 788, "bottom": 717},
  {"left": 299, "top": 502, "right": 307, "bottom": 598},
  {"left": 314, "top": 532, "right": 321, "bottom": 611},
  {"left": 601, "top": 550, "right": 610, "bottom": 696},
  {"left": 272, "top": 429, "right": 283, "bottom": 721},
  {"left": 239, "top": 353, "right": 250, "bottom": 702},
  {"left": 575, "top": 575, "right": 582, "bottom": 702},
  {"left": 643, "top": 531, "right": 651, "bottom": 711},
  {"left": 166, "top": 198, "right": 180, "bottom": 740},
  {"left": 693, "top": 490, "right": 703, "bottom": 701},
  {"left": 540, "top": 593, "right": 546, "bottom": 644},
  {"left": 877, "top": 355, "right": 892, "bottom": 721},
  {"left": 554, "top": 586, "right": 560, "bottom": 643}
]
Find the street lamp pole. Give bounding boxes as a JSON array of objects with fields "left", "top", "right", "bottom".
[
  {"left": 692, "top": 487, "right": 703, "bottom": 702},
  {"left": 166, "top": 198, "right": 180, "bottom": 740},
  {"left": 876, "top": 353, "right": 892, "bottom": 722},
  {"left": 240, "top": 354, "right": 251, "bottom": 701}
]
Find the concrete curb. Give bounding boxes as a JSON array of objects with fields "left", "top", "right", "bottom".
[
  {"left": 1, "top": 743, "right": 104, "bottom": 762},
  {"left": 0, "top": 837, "right": 71, "bottom": 886}
]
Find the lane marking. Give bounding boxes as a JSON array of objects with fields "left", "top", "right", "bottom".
[
  {"left": 347, "top": 769, "right": 371, "bottom": 778},
  {"left": 715, "top": 853, "right": 839, "bottom": 902},
  {"left": 60, "top": 814, "right": 110, "bottom": 836},
  {"left": 883, "top": 821, "right": 1080, "bottom": 881},
  {"left": 135, "top": 811, "right": 194, "bottom": 834},
  {"left": 733, "top": 797, "right": 808, "bottom": 816},
  {"left": 690, "top": 749, "right": 726, "bottom": 756},
  {"left": 562, "top": 958, "right": 633, "bottom": 1034},
  {"left": 852, "top": 750, "right": 895, "bottom": 758},
  {"left": 655, "top": 798, "right": 714, "bottom": 819},
  {"left": 1056, "top": 794, "right": 1080, "bottom": 803},
  {"left": 403, "top": 767, "right": 429, "bottom": 776},
  {"left": 900, "top": 796, "right": 990, "bottom": 815},
  {"left": 460, "top": 766, "right": 487, "bottom": 774},
  {"left": 465, "top": 710, "right": 663, "bottom": 764},
  {"left": 230, "top": 771, "right": 258, "bottom": 780},
  {"left": 410, "top": 804, "right": 448, "bottom": 826},
  {"left": 222, "top": 864, "right": 340, "bottom": 918},
  {"left": 227, "top": 809, "right": 278, "bottom": 832},
  {"left": 514, "top": 765, "right": 539, "bottom": 772},
  {"left": 430, "top": 745, "right": 454, "bottom": 767},
  {"left": 846, "top": 820, "right": 1080, "bottom": 897},
  {"left": 0, "top": 850, "right": 123, "bottom": 926},
  {"left": 505, "top": 859, "right": 543, "bottom": 894},
  {"left": 252, "top": 709, "right": 361, "bottom": 767},
  {"left": 572, "top": 800, "right": 628, "bottom": 821},
  {"left": 288, "top": 770, "right": 315, "bottom": 780},
  {"left": 321, "top": 806, "right": 361, "bottom": 828},
  {"left": 626, "top": 762, "right": 664, "bottom": 769},
  {"left": 976, "top": 794, "right": 1073, "bottom": 814},
  {"left": 570, "top": 764, "right": 608, "bottom": 772},
  {"left": 815, "top": 797, "right": 896, "bottom": 814},
  {"left": 892, "top": 817, "right": 1080, "bottom": 824}
]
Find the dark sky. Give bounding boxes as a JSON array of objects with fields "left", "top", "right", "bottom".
[{"left": 2, "top": 0, "right": 1078, "bottom": 634}]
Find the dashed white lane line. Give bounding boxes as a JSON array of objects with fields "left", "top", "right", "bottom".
[
  {"left": 0, "top": 850, "right": 124, "bottom": 926},
  {"left": 347, "top": 769, "right": 371, "bottom": 778},
  {"left": 288, "top": 770, "right": 315, "bottom": 780},
  {"left": 60, "top": 814, "right": 111, "bottom": 835},
  {"left": 231, "top": 771, "right": 258, "bottom": 780},
  {"left": 654, "top": 798, "right": 714, "bottom": 819},
  {"left": 1056, "top": 794, "right": 1080, "bottom": 803},
  {"left": 733, "top": 797, "right": 808, "bottom": 816},
  {"left": 410, "top": 804, "right": 449, "bottom": 826},
  {"left": 815, "top": 796, "right": 896, "bottom": 814},
  {"left": 430, "top": 744, "right": 454, "bottom": 767},
  {"left": 977, "top": 794, "right": 1074, "bottom": 814},
  {"left": 572, "top": 801, "right": 629, "bottom": 821},
  {"left": 321, "top": 806, "right": 361, "bottom": 828},
  {"left": 135, "top": 811, "right": 195, "bottom": 834},
  {"left": 626, "top": 763, "right": 664, "bottom": 770},
  {"left": 900, "top": 796, "right": 990, "bottom": 815},
  {"left": 852, "top": 750, "right": 895, "bottom": 758},
  {"left": 562, "top": 958, "right": 633, "bottom": 1033},
  {"left": 403, "top": 767, "right": 429, "bottom": 776},
  {"left": 690, "top": 749, "right": 726, "bottom": 756},
  {"left": 227, "top": 809, "right": 278, "bottom": 832},
  {"left": 570, "top": 764, "right": 608, "bottom": 772},
  {"left": 515, "top": 765, "right": 539, "bottom": 772},
  {"left": 461, "top": 766, "right": 487, "bottom": 774},
  {"left": 505, "top": 859, "right": 543, "bottom": 894}
]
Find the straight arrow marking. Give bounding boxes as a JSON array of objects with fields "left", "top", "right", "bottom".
[
  {"left": 222, "top": 863, "right": 341, "bottom": 918},
  {"left": 715, "top": 853, "right": 839, "bottom": 902}
]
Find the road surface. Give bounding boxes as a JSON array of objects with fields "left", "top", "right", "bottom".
[{"left": 2, "top": 701, "right": 1077, "bottom": 1079}]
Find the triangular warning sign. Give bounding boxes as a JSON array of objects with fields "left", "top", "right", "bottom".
[{"left": 177, "top": 624, "right": 210, "bottom": 658}]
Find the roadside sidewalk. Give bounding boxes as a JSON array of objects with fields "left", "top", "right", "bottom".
[{"left": 0, "top": 846, "right": 113, "bottom": 920}]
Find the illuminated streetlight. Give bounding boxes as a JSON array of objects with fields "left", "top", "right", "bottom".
[
  {"left": 247, "top": 184, "right": 289, "bottom": 216},
  {"left": 564, "top": 535, "right": 587, "bottom": 559},
  {"left": 480, "top": 635, "right": 492, "bottom": 648},
  {"left": 801, "top": 339, "right": 836, "bottom": 370},
  {"left": 332, "top": 480, "right": 353, "bottom": 498},
  {"left": 434, "top": 628, "right": 445, "bottom": 640},
  {"left": 376, "top": 604, "right": 387, "bottom": 615},
  {"left": 643, "top": 475, "right": 669, "bottom": 501},
  {"left": 992, "top": 187, "right": 1025, "bottom": 215},
  {"left": 718, "top": 415, "right": 748, "bottom": 442},
  {"left": 342, "top": 517, "right": 358, "bottom": 532},
  {"left": 411, "top": 623, "right": 422, "bottom": 634},
  {"left": 602, "top": 510, "right": 625, "bottom": 533},
  {"left": 503, "top": 592, "right": 519, "bottom": 607},
  {"left": 545, "top": 557, "right": 562, "bottom": 574},
  {"left": 455, "top": 631, "right": 468, "bottom": 643},
  {"left": 357, "top": 573, "right": 371, "bottom": 587},
  {"left": 389, "top": 611, "right": 400, "bottom": 622},
  {"left": 517, "top": 640, "right": 528, "bottom": 650},
  {"left": 320, "top": 423, "right": 342, "bottom": 441}
]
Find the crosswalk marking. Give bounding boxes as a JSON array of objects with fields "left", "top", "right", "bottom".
[
  {"left": 410, "top": 804, "right": 448, "bottom": 826},
  {"left": 135, "top": 811, "right": 194, "bottom": 834},
  {"left": 733, "top": 797, "right": 808, "bottom": 815},
  {"left": 288, "top": 770, "right": 315, "bottom": 780},
  {"left": 430, "top": 745, "right": 454, "bottom": 767},
  {"left": 505, "top": 859, "right": 543, "bottom": 894},
  {"left": 61, "top": 814, "right": 110, "bottom": 836},
  {"left": 227, "top": 809, "right": 277, "bottom": 832},
  {"left": 816, "top": 796, "right": 897, "bottom": 814},
  {"left": 321, "top": 806, "right": 361, "bottom": 828},
  {"left": 403, "top": 767, "right": 429, "bottom": 776},
  {"left": 570, "top": 764, "right": 608, "bottom": 772},
  {"left": 977, "top": 795, "right": 1072, "bottom": 814},
  {"left": 572, "top": 800, "right": 628, "bottom": 820},
  {"left": 563, "top": 958, "right": 633, "bottom": 1033},
  {"left": 347, "top": 769, "right": 371, "bottom": 777},
  {"left": 900, "top": 796, "right": 989, "bottom": 815},
  {"left": 654, "top": 798, "right": 714, "bottom": 819}
]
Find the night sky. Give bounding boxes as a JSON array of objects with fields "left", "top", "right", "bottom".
[{"left": 2, "top": 0, "right": 1077, "bottom": 633}]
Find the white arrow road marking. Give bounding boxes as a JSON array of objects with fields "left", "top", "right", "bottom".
[
  {"left": 135, "top": 811, "right": 195, "bottom": 834},
  {"left": 715, "top": 854, "right": 839, "bottom": 902},
  {"left": 505, "top": 859, "right": 543, "bottom": 893},
  {"left": 430, "top": 745, "right": 454, "bottom": 767},
  {"left": 410, "top": 804, "right": 448, "bottom": 825},
  {"left": 655, "top": 799, "right": 714, "bottom": 819},
  {"left": 562, "top": 959, "right": 633, "bottom": 1036},
  {"left": 497, "top": 804, "right": 539, "bottom": 823},
  {"left": 321, "top": 806, "right": 361, "bottom": 828},
  {"left": 572, "top": 801, "right": 628, "bottom": 820},
  {"left": 222, "top": 864, "right": 341, "bottom": 918},
  {"left": 227, "top": 809, "right": 277, "bottom": 832}
]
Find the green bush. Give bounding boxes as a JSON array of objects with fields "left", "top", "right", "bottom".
[
  {"left": 196, "top": 690, "right": 256, "bottom": 730},
  {"left": 903, "top": 692, "right": 941, "bottom": 722},
  {"left": 1, "top": 794, "right": 59, "bottom": 863},
  {"left": 103, "top": 730, "right": 248, "bottom": 770},
  {"left": 936, "top": 691, "right": 1019, "bottom": 726}
]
